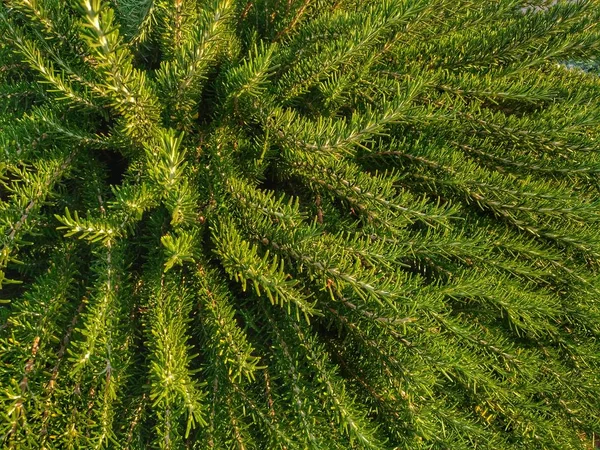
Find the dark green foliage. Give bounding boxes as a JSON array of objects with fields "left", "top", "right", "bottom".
[{"left": 1, "top": 0, "right": 600, "bottom": 448}]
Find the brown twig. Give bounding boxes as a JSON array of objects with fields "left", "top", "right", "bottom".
[{"left": 274, "top": 0, "right": 312, "bottom": 42}]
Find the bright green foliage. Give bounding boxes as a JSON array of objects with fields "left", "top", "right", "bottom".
[{"left": 1, "top": 0, "right": 600, "bottom": 448}]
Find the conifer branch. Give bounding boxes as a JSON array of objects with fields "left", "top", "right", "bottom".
[
  {"left": 194, "top": 264, "right": 262, "bottom": 382},
  {"left": 77, "top": 0, "right": 161, "bottom": 142},
  {"left": 212, "top": 217, "right": 318, "bottom": 320},
  {"left": 145, "top": 267, "right": 207, "bottom": 447},
  {"left": 0, "top": 150, "right": 76, "bottom": 287}
]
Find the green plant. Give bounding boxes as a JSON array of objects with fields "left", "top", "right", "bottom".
[{"left": 1, "top": 0, "right": 600, "bottom": 448}]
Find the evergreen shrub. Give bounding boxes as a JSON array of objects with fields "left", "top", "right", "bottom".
[{"left": 1, "top": 0, "right": 600, "bottom": 448}]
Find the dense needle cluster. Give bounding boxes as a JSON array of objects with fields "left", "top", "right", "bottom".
[{"left": 1, "top": 0, "right": 600, "bottom": 448}]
